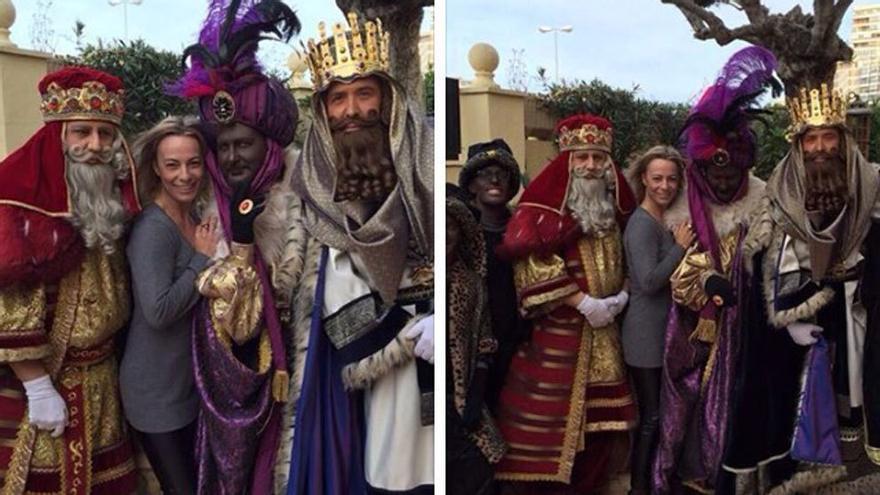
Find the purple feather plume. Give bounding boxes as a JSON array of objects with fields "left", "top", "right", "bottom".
[
  {"left": 168, "top": 0, "right": 300, "bottom": 99},
  {"left": 682, "top": 45, "right": 779, "bottom": 166}
]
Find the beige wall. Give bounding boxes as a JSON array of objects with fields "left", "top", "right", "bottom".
[
  {"left": 449, "top": 86, "right": 527, "bottom": 185},
  {"left": 447, "top": 82, "right": 562, "bottom": 189},
  {"left": 0, "top": 47, "right": 50, "bottom": 156},
  {"left": 524, "top": 138, "right": 556, "bottom": 181}
]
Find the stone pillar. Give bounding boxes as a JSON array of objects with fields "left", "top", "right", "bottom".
[
  {"left": 0, "top": 0, "right": 16, "bottom": 48},
  {"left": 447, "top": 42, "right": 526, "bottom": 185},
  {"left": 0, "top": 1, "right": 51, "bottom": 157}
]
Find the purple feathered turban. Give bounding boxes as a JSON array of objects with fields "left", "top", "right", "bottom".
[
  {"left": 168, "top": 0, "right": 300, "bottom": 146},
  {"left": 679, "top": 45, "right": 780, "bottom": 331}
]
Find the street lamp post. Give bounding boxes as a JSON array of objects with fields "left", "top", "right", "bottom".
[
  {"left": 538, "top": 25, "right": 573, "bottom": 83},
  {"left": 108, "top": 0, "right": 143, "bottom": 42}
]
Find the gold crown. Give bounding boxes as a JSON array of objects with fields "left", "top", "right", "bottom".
[
  {"left": 786, "top": 83, "right": 847, "bottom": 135},
  {"left": 40, "top": 80, "right": 124, "bottom": 125},
  {"left": 558, "top": 124, "right": 613, "bottom": 153},
  {"left": 303, "top": 12, "right": 390, "bottom": 92}
]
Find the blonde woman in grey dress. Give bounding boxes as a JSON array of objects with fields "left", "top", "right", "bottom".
[
  {"left": 120, "top": 116, "right": 220, "bottom": 495},
  {"left": 621, "top": 146, "right": 694, "bottom": 495}
]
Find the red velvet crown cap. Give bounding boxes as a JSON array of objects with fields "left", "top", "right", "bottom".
[
  {"left": 38, "top": 67, "right": 124, "bottom": 94},
  {"left": 554, "top": 114, "right": 612, "bottom": 136}
]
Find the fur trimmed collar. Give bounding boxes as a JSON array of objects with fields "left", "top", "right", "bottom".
[
  {"left": 664, "top": 174, "right": 766, "bottom": 238},
  {"left": 203, "top": 148, "right": 305, "bottom": 288}
]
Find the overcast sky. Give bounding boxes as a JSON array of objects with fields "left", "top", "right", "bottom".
[
  {"left": 447, "top": 0, "right": 877, "bottom": 104},
  {"left": 11, "top": 1, "right": 432, "bottom": 78}
]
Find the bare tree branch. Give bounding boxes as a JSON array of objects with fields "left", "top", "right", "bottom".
[
  {"left": 828, "top": 0, "right": 854, "bottom": 42},
  {"left": 809, "top": 0, "right": 834, "bottom": 54},
  {"left": 662, "top": 0, "right": 736, "bottom": 43},
  {"left": 662, "top": 0, "right": 854, "bottom": 96},
  {"left": 739, "top": 0, "right": 768, "bottom": 24}
]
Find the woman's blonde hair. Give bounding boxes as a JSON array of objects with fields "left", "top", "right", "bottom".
[
  {"left": 132, "top": 115, "right": 209, "bottom": 209},
  {"left": 626, "top": 145, "right": 687, "bottom": 204}
]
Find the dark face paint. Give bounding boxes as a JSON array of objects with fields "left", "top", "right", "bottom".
[{"left": 216, "top": 123, "right": 268, "bottom": 187}]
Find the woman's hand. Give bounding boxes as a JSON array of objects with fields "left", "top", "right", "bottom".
[
  {"left": 673, "top": 222, "right": 696, "bottom": 249},
  {"left": 194, "top": 216, "right": 221, "bottom": 257}
]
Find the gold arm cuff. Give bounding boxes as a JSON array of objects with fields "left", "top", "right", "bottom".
[
  {"left": 0, "top": 345, "right": 51, "bottom": 364},
  {"left": 514, "top": 253, "right": 569, "bottom": 290},
  {"left": 521, "top": 283, "right": 579, "bottom": 314},
  {"left": 0, "top": 285, "right": 46, "bottom": 332}
]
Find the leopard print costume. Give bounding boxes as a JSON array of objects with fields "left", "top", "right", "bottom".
[{"left": 447, "top": 198, "right": 507, "bottom": 463}]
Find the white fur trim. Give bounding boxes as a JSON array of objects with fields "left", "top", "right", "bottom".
[
  {"left": 761, "top": 226, "right": 836, "bottom": 329},
  {"left": 767, "top": 465, "right": 846, "bottom": 495},
  {"left": 273, "top": 236, "right": 320, "bottom": 494},
  {"left": 340, "top": 317, "right": 420, "bottom": 390},
  {"left": 664, "top": 174, "right": 766, "bottom": 239}
]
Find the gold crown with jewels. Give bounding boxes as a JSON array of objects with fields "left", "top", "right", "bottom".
[
  {"left": 303, "top": 12, "right": 390, "bottom": 92},
  {"left": 40, "top": 80, "right": 124, "bottom": 125},
  {"left": 557, "top": 124, "right": 613, "bottom": 153},
  {"left": 786, "top": 83, "right": 848, "bottom": 135}
]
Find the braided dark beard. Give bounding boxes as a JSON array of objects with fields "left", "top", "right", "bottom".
[
  {"left": 804, "top": 151, "right": 848, "bottom": 224},
  {"left": 330, "top": 111, "right": 397, "bottom": 202}
]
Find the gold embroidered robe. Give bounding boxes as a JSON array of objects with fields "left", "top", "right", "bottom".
[{"left": 0, "top": 246, "right": 136, "bottom": 495}]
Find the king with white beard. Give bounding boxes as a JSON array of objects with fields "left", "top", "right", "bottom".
[
  {"left": 0, "top": 67, "right": 141, "bottom": 494},
  {"left": 492, "top": 114, "right": 638, "bottom": 493}
]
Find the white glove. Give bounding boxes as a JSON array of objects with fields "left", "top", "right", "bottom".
[
  {"left": 405, "top": 314, "right": 434, "bottom": 364},
  {"left": 603, "top": 290, "right": 629, "bottom": 317},
  {"left": 576, "top": 295, "right": 614, "bottom": 328},
  {"left": 786, "top": 322, "right": 823, "bottom": 346},
  {"left": 22, "top": 375, "right": 67, "bottom": 437}
]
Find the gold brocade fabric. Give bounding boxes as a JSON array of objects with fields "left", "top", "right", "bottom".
[
  {"left": 30, "top": 359, "right": 126, "bottom": 469},
  {"left": 0, "top": 246, "right": 136, "bottom": 495},
  {"left": 0, "top": 286, "right": 45, "bottom": 332},
  {"left": 65, "top": 248, "right": 129, "bottom": 350},
  {"left": 198, "top": 245, "right": 264, "bottom": 346},
  {"left": 513, "top": 254, "right": 578, "bottom": 316},
  {"left": 670, "top": 231, "right": 739, "bottom": 311},
  {"left": 0, "top": 285, "right": 49, "bottom": 362},
  {"left": 576, "top": 233, "right": 624, "bottom": 299},
  {"left": 575, "top": 234, "right": 626, "bottom": 385},
  {"left": 587, "top": 326, "right": 627, "bottom": 385}
]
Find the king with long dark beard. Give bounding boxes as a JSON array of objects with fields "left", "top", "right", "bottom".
[
  {"left": 279, "top": 12, "right": 435, "bottom": 495},
  {"left": 0, "top": 67, "right": 140, "bottom": 495},
  {"left": 493, "top": 114, "right": 637, "bottom": 493}
]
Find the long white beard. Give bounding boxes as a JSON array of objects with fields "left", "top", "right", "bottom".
[
  {"left": 566, "top": 168, "right": 617, "bottom": 237},
  {"left": 65, "top": 137, "right": 128, "bottom": 254}
]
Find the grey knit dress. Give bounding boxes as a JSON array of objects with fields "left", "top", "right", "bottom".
[
  {"left": 119, "top": 204, "right": 210, "bottom": 433},
  {"left": 621, "top": 207, "right": 686, "bottom": 368}
]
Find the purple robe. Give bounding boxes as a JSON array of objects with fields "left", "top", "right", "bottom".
[{"left": 652, "top": 229, "right": 746, "bottom": 493}]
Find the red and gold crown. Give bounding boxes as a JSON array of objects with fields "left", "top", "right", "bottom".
[
  {"left": 303, "top": 12, "right": 390, "bottom": 92},
  {"left": 555, "top": 114, "right": 613, "bottom": 153},
  {"left": 38, "top": 67, "right": 125, "bottom": 125}
]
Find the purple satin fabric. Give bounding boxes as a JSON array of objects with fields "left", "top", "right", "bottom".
[
  {"left": 652, "top": 228, "right": 746, "bottom": 493},
  {"left": 791, "top": 337, "right": 842, "bottom": 465},
  {"left": 192, "top": 140, "right": 289, "bottom": 494},
  {"left": 192, "top": 304, "right": 273, "bottom": 494}
]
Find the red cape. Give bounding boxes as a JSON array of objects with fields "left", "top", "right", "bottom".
[
  {"left": 0, "top": 123, "right": 140, "bottom": 286},
  {"left": 0, "top": 123, "right": 139, "bottom": 217},
  {"left": 497, "top": 151, "right": 636, "bottom": 260}
]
